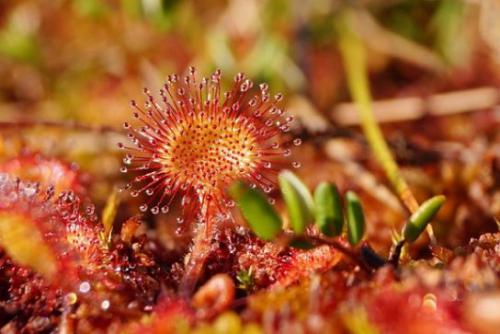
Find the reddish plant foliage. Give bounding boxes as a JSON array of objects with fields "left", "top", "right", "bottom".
[
  {"left": 0, "top": 174, "right": 176, "bottom": 332},
  {"left": 203, "top": 226, "right": 342, "bottom": 290},
  {"left": 0, "top": 173, "right": 100, "bottom": 283},
  {"left": 0, "top": 153, "right": 88, "bottom": 195},
  {"left": 0, "top": 250, "right": 62, "bottom": 333}
]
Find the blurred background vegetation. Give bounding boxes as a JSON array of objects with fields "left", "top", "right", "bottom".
[{"left": 1, "top": 0, "right": 499, "bottom": 125}]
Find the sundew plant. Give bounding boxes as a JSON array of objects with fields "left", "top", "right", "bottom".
[{"left": 0, "top": 1, "right": 498, "bottom": 333}]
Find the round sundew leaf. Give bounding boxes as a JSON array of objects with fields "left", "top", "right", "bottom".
[
  {"left": 278, "top": 170, "right": 314, "bottom": 235},
  {"left": 230, "top": 182, "right": 282, "bottom": 241},
  {"left": 404, "top": 195, "right": 446, "bottom": 242},
  {"left": 314, "top": 182, "right": 344, "bottom": 237},
  {"left": 0, "top": 213, "right": 57, "bottom": 279},
  {"left": 345, "top": 191, "right": 365, "bottom": 246}
]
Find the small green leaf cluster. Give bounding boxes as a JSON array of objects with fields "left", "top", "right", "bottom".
[
  {"left": 230, "top": 170, "right": 367, "bottom": 246},
  {"left": 278, "top": 171, "right": 368, "bottom": 246},
  {"left": 230, "top": 171, "right": 446, "bottom": 269}
]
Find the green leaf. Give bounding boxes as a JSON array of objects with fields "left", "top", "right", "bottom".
[
  {"left": 230, "top": 182, "right": 282, "bottom": 241},
  {"left": 346, "top": 191, "right": 365, "bottom": 245},
  {"left": 314, "top": 182, "right": 343, "bottom": 237},
  {"left": 404, "top": 195, "right": 446, "bottom": 242},
  {"left": 278, "top": 170, "right": 314, "bottom": 235}
]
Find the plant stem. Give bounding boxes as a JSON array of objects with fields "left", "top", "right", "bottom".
[
  {"left": 179, "top": 221, "right": 212, "bottom": 297},
  {"left": 179, "top": 200, "right": 218, "bottom": 297},
  {"left": 336, "top": 10, "right": 435, "bottom": 244},
  {"left": 388, "top": 239, "right": 406, "bottom": 267}
]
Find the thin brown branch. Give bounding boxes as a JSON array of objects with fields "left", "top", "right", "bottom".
[
  {"left": 0, "top": 120, "right": 124, "bottom": 134},
  {"left": 332, "top": 87, "right": 499, "bottom": 125},
  {"left": 388, "top": 239, "right": 406, "bottom": 267}
]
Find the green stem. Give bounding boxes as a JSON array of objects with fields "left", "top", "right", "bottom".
[{"left": 336, "top": 10, "right": 435, "bottom": 243}]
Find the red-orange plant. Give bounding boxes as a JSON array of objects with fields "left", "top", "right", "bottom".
[
  {"left": 0, "top": 152, "right": 88, "bottom": 195},
  {"left": 0, "top": 173, "right": 100, "bottom": 285}
]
